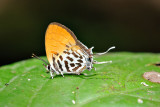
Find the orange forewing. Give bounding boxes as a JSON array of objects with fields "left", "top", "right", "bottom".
[{"left": 45, "top": 22, "right": 78, "bottom": 63}]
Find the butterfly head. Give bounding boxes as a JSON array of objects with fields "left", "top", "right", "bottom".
[
  {"left": 85, "top": 47, "right": 94, "bottom": 71},
  {"left": 85, "top": 46, "right": 116, "bottom": 71}
]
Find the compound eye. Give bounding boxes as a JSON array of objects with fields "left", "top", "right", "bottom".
[{"left": 88, "top": 58, "right": 91, "bottom": 62}]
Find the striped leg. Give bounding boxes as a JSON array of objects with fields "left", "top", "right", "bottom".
[
  {"left": 60, "top": 71, "right": 64, "bottom": 77},
  {"left": 94, "top": 46, "right": 115, "bottom": 55},
  {"left": 43, "top": 64, "right": 56, "bottom": 79},
  {"left": 50, "top": 70, "right": 55, "bottom": 79}
]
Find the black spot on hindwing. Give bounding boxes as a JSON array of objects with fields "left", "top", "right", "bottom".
[
  {"left": 63, "top": 51, "right": 70, "bottom": 55},
  {"left": 59, "top": 55, "right": 63, "bottom": 61},
  {"left": 52, "top": 57, "right": 58, "bottom": 71},
  {"left": 64, "top": 60, "right": 70, "bottom": 72},
  {"left": 66, "top": 56, "right": 73, "bottom": 62},
  {"left": 77, "top": 59, "right": 83, "bottom": 63},
  {"left": 57, "top": 60, "right": 63, "bottom": 71},
  {"left": 66, "top": 45, "right": 70, "bottom": 48},
  {"left": 72, "top": 52, "right": 79, "bottom": 58},
  {"left": 70, "top": 63, "right": 75, "bottom": 67},
  {"left": 72, "top": 63, "right": 82, "bottom": 71}
]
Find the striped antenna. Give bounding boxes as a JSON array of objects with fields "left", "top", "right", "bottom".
[
  {"left": 31, "top": 53, "right": 49, "bottom": 65},
  {"left": 94, "top": 46, "right": 115, "bottom": 56}
]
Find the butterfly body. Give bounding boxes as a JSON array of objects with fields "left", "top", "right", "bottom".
[{"left": 31, "top": 22, "right": 115, "bottom": 78}]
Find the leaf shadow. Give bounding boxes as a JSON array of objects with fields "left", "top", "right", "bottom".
[
  {"left": 43, "top": 73, "right": 114, "bottom": 80},
  {"left": 77, "top": 73, "right": 114, "bottom": 80}
]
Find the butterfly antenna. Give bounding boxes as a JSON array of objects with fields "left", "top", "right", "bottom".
[
  {"left": 94, "top": 46, "right": 115, "bottom": 56},
  {"left": 93, "top": 46, "right": 115, "bottom": 64},
  {"left": 31, "top": 53, "right": 49, "bottom": 65}
]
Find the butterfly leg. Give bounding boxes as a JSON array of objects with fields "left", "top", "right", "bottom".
[
  {"left": 50, "top": 70, "right": 64, "bottom": 79},
  {"left": 92, "top": 66, "right": 96, "bottom": 71},
  {"left": 60, "top": 71, "right": 64, "bottom": 77},
  {"left": 93, "top": 60, "right": 112, "bottom": 64},
  {"left": 43, "top": 64, "right": 56, "bottom": 79},
  {"left": 76, "top": 70, "right": 83, "bottom": 75},
  {"left": 50, "top": 70, "right": 54, "bottom": 79}
]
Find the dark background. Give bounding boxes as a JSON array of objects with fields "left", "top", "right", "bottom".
[{"left": 0, "top": 0, "right": 160, "bottom": 66}]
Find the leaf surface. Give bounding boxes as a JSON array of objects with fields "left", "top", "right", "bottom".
[{"left": 0, "top": 52, "right": 160, "bottom": 107}]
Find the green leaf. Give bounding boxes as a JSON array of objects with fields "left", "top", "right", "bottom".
[{"left": 0, "top": 52, "right": 160, "bottom": 107}]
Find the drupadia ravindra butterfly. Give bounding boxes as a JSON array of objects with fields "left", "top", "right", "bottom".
[{"left": 32, "top": 22, "right": 115, "bottom": 79}]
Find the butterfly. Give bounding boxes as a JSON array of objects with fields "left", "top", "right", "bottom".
[{"left": 32, "top": 22, "right": 115, "bottom": 79}]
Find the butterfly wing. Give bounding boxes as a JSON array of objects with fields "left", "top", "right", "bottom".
[
  {"left": 45, "top": 22, "right": 89, "bottom": 74},
  {"left": 45, "top": 22, "right": 77, "bottom": 62}
]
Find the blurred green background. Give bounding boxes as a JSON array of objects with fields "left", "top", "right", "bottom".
[{"left": 0, "top": 0, "right": 160, "bottom": 66}]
